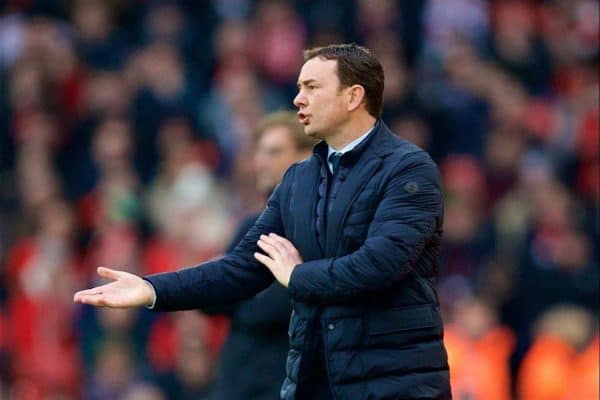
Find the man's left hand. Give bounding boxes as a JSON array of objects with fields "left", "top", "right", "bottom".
[{"left": 255, "top": 233, "right": 303, "bottom": 287}]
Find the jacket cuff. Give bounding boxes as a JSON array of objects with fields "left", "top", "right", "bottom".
[{"left": 142, "top": 279, "right": 157, "bottom": 309}]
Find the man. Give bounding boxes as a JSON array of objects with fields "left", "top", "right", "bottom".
[
  {"left": 210, "top": 111, "right": 316, "bottom": 399},
  {"left": 75, "top": 44, "right": 451, "bottom": 399}
]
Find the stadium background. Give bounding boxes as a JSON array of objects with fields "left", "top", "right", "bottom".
[{"left": 0, "top": 0, "right": 598, "bottom": 399}]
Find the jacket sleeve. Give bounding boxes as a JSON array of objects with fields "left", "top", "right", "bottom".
[
  {"left": 287, "top": 151, "right": 443, "bottom": 304},
  {"left": 144, "top": 171, "right": 291, "bottom": 311}
]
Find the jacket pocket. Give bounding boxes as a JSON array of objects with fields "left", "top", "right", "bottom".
[{"left": 367, "top": 305, "right": 437, "bottom": 336}]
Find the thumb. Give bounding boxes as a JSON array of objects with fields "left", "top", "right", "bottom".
[{"left": 97, "top": 266, "right": 122, "bottom": 281}]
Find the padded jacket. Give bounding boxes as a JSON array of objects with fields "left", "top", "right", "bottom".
[{"left": 146, "top": 121, "right": 451, "bottom": 399}]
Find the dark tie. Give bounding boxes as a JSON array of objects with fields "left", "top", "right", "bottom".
[{"left": 329, "top": 152, "right": 342, "bottom": 175}]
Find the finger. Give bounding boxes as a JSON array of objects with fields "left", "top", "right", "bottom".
[
  {"left": 257, "top": 237, "right": 282, "bottom": 258},
  {"left": 73, "top": 287, "right": 104, "bottom": 302},
  {"left": 268, "top": 234, "right": 302, "bottom": 263},
  {"left": 254, "top": 252, "right": 274, "bottom": 269},
  {"left": 76, "top": 293, "right": 106, "bottom": 306},
  {"left": 97, "top": 267, "right": 122, "bottom": 281},
  {"left": 262, "top": 234, "right": 289, "bottom": 254},
  {"left": 268, "top": 233, "right": 300, "bottom": 256},
  {"left": 78, "top": 291, "right": 126, "bottom": 308}
]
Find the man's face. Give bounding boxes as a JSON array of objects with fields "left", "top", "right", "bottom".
[
  {"left": 253, "top": 126, "right": 305, "bottom": 193},
  {"left": 293, "top": 58, "right": 349, "bottom": 139}
]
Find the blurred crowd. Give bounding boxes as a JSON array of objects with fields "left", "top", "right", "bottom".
[{"left": 0, "top": 0, "right": 597, "bottom": 399}]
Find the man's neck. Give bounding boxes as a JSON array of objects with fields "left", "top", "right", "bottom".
[{"left": 326, "top": 114, "right": 377, "bottom": 150}]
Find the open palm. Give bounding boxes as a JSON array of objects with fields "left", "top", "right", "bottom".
[{"left": 73, "top": 267, "right": 154, "bottom": 308}]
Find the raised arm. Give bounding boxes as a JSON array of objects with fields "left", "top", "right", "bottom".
[{"left": 74, "top": 173, "right": 289, "bottom": 311}]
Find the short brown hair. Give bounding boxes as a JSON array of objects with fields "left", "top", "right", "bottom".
[
  {"left": 303, "top": 43, "right": 384, "bottom": 118},
  {"left": 257, "top": 110, "right": 318, "bottom": 150}
]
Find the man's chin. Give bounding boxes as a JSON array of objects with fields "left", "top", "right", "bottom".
[{"left": 304, "top": 125, "right": 321, "bottom": 139}]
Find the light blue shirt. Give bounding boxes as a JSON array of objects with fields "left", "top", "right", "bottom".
[{"left": 327, "top": 125, "right": 375, "bottom": 173}]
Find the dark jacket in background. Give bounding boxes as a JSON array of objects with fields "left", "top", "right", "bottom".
[
  {"left": 209, "top": 215, "right": 291, "bottom": 400},
  {"left": 146, "top": 121, "right": 451, "bottom": 399}
]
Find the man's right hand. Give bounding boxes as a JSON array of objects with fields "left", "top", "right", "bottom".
[{"left": 73, "top": 267, "right": 154, "bottom": 308}]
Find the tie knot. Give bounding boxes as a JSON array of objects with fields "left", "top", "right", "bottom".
[{"left": 329, "top": 152, "right": 342, "bottom": 175}]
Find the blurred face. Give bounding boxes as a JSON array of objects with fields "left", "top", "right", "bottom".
[
  {"left": 92, "top": 119, "right": 132, "bottom": 168},
  {"left": 253, "top": 126, "right": 306, "bottom": 193},
  {"left": 293, "top": 58, "right": 350, "bottom": 140},
  {"left": 73, "top": 0, "right": 110, "bottom": 40}
]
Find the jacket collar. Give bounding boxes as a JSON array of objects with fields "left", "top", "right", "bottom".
[{"left": 313, "top": 119, "right": 395, "bottom": 163}]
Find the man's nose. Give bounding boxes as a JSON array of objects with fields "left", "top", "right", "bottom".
[{"left": 293, "top": 91, "right": 306, "bottom": 108}]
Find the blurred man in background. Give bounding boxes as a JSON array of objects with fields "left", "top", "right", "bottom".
[{"left": 209, "top": 111, "right": 316, "bottom": 400}]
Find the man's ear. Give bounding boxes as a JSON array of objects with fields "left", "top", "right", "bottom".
[{"left": 347, "top": 85, "right": 366, "bottom": 112}]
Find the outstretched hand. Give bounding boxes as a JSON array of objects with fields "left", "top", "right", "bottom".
[
  {"left": 255, "top": 233, "right": 303, "bottom": 287},
  {"left": 73, "top": 267, "right": 154, "bottom": 308}
]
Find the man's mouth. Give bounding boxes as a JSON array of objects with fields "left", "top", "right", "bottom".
[{"left": 298, "top": 112, "right": 311, "bottom": 124}]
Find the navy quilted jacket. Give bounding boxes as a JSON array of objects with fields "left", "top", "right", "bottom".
[{"left": 146, "top": 121, "right": 451, "bottom": 399}]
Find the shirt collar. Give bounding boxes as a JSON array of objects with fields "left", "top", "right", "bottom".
[
  {"left": 326, "top": 123, "right": 376, "bottom": 174},
  {"left": 327, "top": 124, "right": 376, "bottom": 159}
]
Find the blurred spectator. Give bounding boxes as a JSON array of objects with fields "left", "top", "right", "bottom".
[
  {"left": 250, "top": 0, "right": 306, "bottom": 90},
  {"left": 489, "top": 2, "right": 552, "bottom": 94},
  {"left": 5, "top": 197, "right": 81, "bottom": 398},
  {"left": 15, "top": 149, "right": 61, "bottom": 224},
  {"left": 356, "top": 0, "right": 400, "bottom": 37},
  {"left": 483, "top": 124, "right": 526, "bottom": 205},
  {"left": 422, "top": 0, "right": 490, "bottom": 57},
  {"left": 147, "top": 312, "right": 215, "bottom": 399},
  {"left": 506, "top": 175, "right": 599, "bottom": 333},
  {"left": 77, "top": 117, "right": 142, "bottom": 235},
  {"left": 438, "top": 156, "right": 490, "bottom": 286},
  {"left": 85, "top": 338, "right": 139, "bottom": 399},
  {"left": 367, "top": 36, "right": 418, "bottom": 122},
  {"left": 84, "top": 71, "right": 130, "bottom": 118},
  {"left": 418, "top": 42, "right": 492, "bottom": 159},
  {"left": 70, "top": 0, "right": 129, "bottom": 69},
  {"left": 539, "top": 0, "right": 600, "bottom": 64},
  {"left": 517, "top": 305, "right": 599, "bottom": 400},
  {"left": 129, "top": 41, "right": 199, "bottom": 182},
  {"left": 198, "top": 66, "right": 286, "bottom": 198},
  {"left": 59, "top": 71, "right": 131, "bottom": 199},
  {"left": 444, "top": 296, "right": 515, "bottom": 400},
  {"left": 212, "top": 19, "right": 253, "bottom": 79},
  {"left": 143, "top": 117, "right": 233, "bottom": 275}
]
